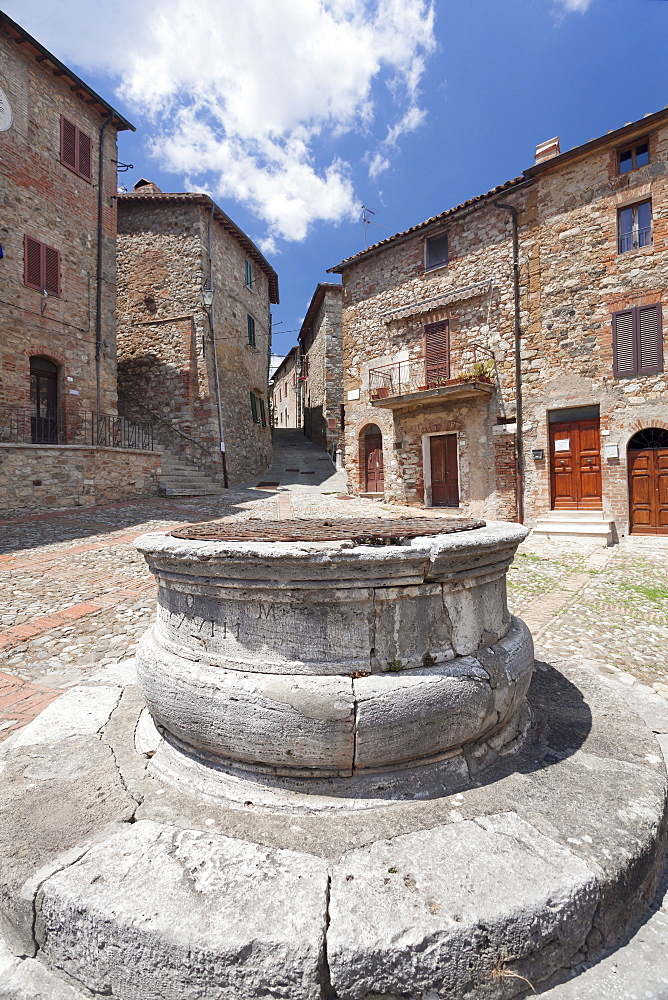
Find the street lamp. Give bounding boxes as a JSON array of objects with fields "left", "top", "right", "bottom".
[{"left": 201, "top": 287, "right": 214, "bottom": 309}]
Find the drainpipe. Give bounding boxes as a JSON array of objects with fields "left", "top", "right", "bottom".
[
  {"left": 206, "top": 204, "right": 229, "bottom": 488},
  {"left": 494, "top": 197, "right": 525, "bottom": 524},
  {"left": 95, "top": 116, "right": 112, "bottom": 416}
]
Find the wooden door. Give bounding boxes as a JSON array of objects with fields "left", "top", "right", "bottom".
[
  {"left": 430, "top": 434, "right": 459, "bottom": 507},
  {"left": 550, "top": 420, "right": 602, "bottom": 510},
  {"left": 629, "top": 449, "right": 668, "bottom": 534},
  {"left": 364, "top": 431, "right": 384, "bottom": 492}
]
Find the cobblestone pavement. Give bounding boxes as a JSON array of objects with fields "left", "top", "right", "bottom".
[{"left": 0, "top": 429, "right": 667, "bottom": 738}]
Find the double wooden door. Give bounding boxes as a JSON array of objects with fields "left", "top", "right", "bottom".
[
  {"left": 430, "top": 434, "right": 459, "bottom": 507},
  {"left": 364, "top": 429, "right": 384, "bottom": 492},
  {"left": 549, "top": 419, "right": 602, "bottom": 509},
  {"left": 628, "top": 449, "right": 668, "bottom": 534}
]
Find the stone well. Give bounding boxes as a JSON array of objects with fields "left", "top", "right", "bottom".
[{"left": 135, "top": 517, "right": 534, "bottom": 787}]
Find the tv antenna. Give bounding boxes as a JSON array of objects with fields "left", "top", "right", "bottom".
[{"left": 361, "top": 206, "right": 391, "bottom": 249}]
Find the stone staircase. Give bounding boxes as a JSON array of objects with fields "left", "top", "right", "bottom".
[
  {"left": 530, "top": 510, "right": 615, "bottom": 546},
  {"left": 158, "top": 450, "right": 225, "bottom": 497}
]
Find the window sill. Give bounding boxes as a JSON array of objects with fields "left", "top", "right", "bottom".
[
  {"left": 617, "top": 244, "right": 654, "bottom": 258},
  {"left": 423, "top": 262, "right": 448, "bottom": 275}
]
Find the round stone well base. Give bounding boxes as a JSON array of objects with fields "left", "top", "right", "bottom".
[{"left": 0, "top": 657, "right": 666, "bottom": 1000}]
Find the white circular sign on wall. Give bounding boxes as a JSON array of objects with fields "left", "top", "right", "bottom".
[{"left": 0, "top": 87, "right": 13, "bottom": 131}]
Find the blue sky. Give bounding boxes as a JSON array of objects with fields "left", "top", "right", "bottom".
[{"left": 5, "top": 0, "right": 667, "bottom": 355}]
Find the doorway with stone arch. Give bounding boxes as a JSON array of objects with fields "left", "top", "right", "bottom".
[
  {"left": 362, "top": 424, "right": 384, "bottom": 493},
  {"left": 627, "top": 427, "right": 668, "bottom": 534}
]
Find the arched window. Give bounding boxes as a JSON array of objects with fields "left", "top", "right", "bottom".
[
  {"left": 628, "top": 427, "right": 668, "bottom": 450},
  {"left": 30, "top": 356, "right": 59, "bottom": 443}
]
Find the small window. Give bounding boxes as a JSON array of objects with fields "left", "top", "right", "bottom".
[
  {"left": 247, "top": 314, "right": 256, "bottom": 347},
  {"left": 425, "top": 233, "right": 448, "bottom": 270},
  {"left": 613, "top": 304, "right": 663, "bottom": 377},
  {"left": 24, "top": 235, "right": 61, "bottom": 296},
  {"left": 618, "top": 139, "right": 649, "bottom": 175},
  {"left": 60, "top": 116, "right": 93, "bottom": 182},
  {"left": 244, "top": 259, "right": 253, "bottom": 289},
  {"left": 618, "top": 200, "right": 652, "bottom": 254},
  {"left": 250, "top": 391, "right": 259, "bottom": 423}
]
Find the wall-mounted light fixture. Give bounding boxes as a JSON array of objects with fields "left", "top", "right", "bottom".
[{"left": 201, "top": 287, "right": 214, "bottom": 309}]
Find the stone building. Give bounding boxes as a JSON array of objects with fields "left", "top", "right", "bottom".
[
  {"left": 270, "top": 347, "right": 301, "bottom": 429},
  {"left": 116, "top": 182, "right": 279, "bottom": 488},
  {"left": 0, "top": 12, "right": 160, "bottom": 511},
  {"left": 299, "top": 282, "right": 343, "bottom": 457},
  {"left": 330, "top": 107, "right": 668, "bottom": 540}
]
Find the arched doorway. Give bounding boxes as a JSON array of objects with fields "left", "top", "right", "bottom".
[
  {"left": 363, "top": 424, "right": 384, "bottom": 493},
  {"left": 628, "top": 428, "right": 668, "bottom": 534},
  {"left": 30, "top": 356, "right": 59, "bottom": 443}
]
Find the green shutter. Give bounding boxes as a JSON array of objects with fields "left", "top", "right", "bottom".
[
  {"left": 259, "top": 396, "right": 266, "bottom": 426},
  {"left": 247, "top": 314, "right": 256, "bottom": 346},
  {"left": 250, "top": 391, "right": 258, "bottom": 422}
]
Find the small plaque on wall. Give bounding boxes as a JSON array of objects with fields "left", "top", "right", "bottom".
[{"left": 347, "top": 388, "right": 360, "bottom": 401}]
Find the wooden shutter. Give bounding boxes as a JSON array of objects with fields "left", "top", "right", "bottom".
[
  {"left": 43, "top": 246, "right": 60, "bottom": 297},
  {"left": 638, "top": 305, "right": 663, "bottom": 373},
  {"left": 247, "top": 315, "right": 256, "bottom": 346},
  {"left": 259, "top": 397, "right": 266, "bottom": 426},
  {"left": 250, "top": 391, "right": 258, "bottom": 422},
  {"left": 60, "top": 116, "right": 77, "bottom": 171},
  {"left": 24, "top": 235, "right": 42, "bottom": 289},
  {"left": 77, "top": 130, "right": 92, "bottom": 182},
  {"left": 613, "top": 309, "right": 636, "bottom": 376},
  {"left": 424, "top": 320, "right": 450, "bottom": 384}
]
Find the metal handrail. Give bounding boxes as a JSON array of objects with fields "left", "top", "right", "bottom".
[
  {"left": 0, "top": 406, "right": 154, "bottom": 451},
  {"left": 369, "top": 345, "right": 495, "bottom": 398}
]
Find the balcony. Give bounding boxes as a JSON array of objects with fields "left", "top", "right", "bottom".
[
  {"left": 368, "top": 346, "right": 495, "bottom": 410},
  {"left": 0, "top": 407, "right": 154, "bottom": 451}
]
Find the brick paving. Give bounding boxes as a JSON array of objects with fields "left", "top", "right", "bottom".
[{"left": 0, "top": 429, "right": 666, "bottom": 738}]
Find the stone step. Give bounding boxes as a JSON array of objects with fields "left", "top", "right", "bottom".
[
  {"left": 161, "top": 486, "right": 224, "bottom": 496},
  {"left": 359, "top": 492, "right": 384, "bottom": 500},
  {"left": 531, "top": 517, "right": 614, "bottom": 547}
]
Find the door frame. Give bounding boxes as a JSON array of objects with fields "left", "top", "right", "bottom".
[
  {"left": 361, "top": 424, "right": 384, "bottom": 494},
  {"left": 548, "top": 417, "right": 602, "bottom": 510},
  {"left": 422, "top": 431, "right": 460, "bottom": 507}
]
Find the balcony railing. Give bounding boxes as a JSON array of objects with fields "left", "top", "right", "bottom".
[
  {"left": 0, "top": 407, "right": 154, "bottom": 451},
  {"left": 369, "top": 345, "right": 495, "bottom": 401}
]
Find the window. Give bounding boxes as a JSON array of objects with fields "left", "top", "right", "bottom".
[
  {"left": 250, "top": 392, "right": 266, "bottom": 425},
  {"left": 425, "top": 233, "right": 448, "bottom": 270},
  {"left": 618, "top": 200, "right": 652, "bottom": 253},
  {"left": 613, "top": 304, "right": 663, "bottom": 377},
  {"left": 24, "top": 236, "right": 60, "bottom": 296},
  {"left": 250, "top": 391, "right": 259, "bottom": 423},
  {"left": 247, "top": 314, "right": 256, "bottom": 347},
  {"left": 60, "top": 116, "right": 92, "bottom": 182},
  {"left": 244, "top": 259, "right": 253, "bottom": 289},
  {"left": 259, "top": 396, "right": 266, "bottom": 426},
  {"left": 618, "top": 139, "right": 649, "bottom": 175}
]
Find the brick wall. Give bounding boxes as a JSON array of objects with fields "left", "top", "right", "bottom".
[
  {"left": 0, "top": 23, "right": 121, "bottom": 421},
  {"left": 116, "top": 195, "right": 274, "bottom": 485},
  {"left": 0, "top": 444, "right": 161, "bottom": 511}
]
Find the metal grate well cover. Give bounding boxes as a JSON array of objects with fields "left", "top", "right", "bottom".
[{"left": 171, "top": 516, "right": 485, "bottom": 544}]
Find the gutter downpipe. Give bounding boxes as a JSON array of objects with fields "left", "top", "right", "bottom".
[
  {"left": 494, "top": 194, "right": 527, "bottom": 524},
  {"left": 206, "top": 204, "right": 229, "bottom": 488},
  {"left": 95, "top": 116, "right": 112, "bottom": 416}
]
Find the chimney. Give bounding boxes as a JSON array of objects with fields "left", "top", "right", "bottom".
[
  {"left": 132, "top": 178, "right": 162, "bottom": 194},
  {"left": 534, "top": 137, "right": 561, "bottom": 165}
]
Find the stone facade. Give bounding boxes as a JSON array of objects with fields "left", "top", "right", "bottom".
[
  {"left": 0, "top": 444, "right": 161, "bottom": 512},
  {"left": 0, "top": 13, "right": 132, "bottom": 420},
  {"left": 299, "top": 283, "right": 343, "bottom": 456},
  {"left": 331, "top": 107, "right": 668, "bottom": 537},
  {"left": 270, "top": 348, "right": 301, "bottom": 429},
  {"left": 116, "top": 186, "right": 279, "bottom": 486}
]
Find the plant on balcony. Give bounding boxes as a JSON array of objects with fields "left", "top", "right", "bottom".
[{"left": 460, "top": 359, "right": 495, "bottom": 383}]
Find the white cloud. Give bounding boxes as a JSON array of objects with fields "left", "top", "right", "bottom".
[
  {"left": 553, "top": 0, "right": 593, "bottom": 12},
  {"left": 6, "top": 0, "right": 435, "bottom": 243}
]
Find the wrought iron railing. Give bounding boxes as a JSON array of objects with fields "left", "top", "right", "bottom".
[
  {"left": 369, "top": 345, "right": 495, "bottom": 399},
  {"left": 618, "top": 226, "right": 652, "bottom": 254},
  {"left": 0, "top": 407, "right": 154, "bottom": 451}
]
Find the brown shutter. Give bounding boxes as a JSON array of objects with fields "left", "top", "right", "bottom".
[
  {"left": 613, "top": 309, "right": 636, "bottom": 376},
  {"left": 424, "top": 320, "right": 450, "bottom": 385},
  {"left": 43, "top": 246, "right": 60, "bottom": 297},
  {"left": 60, "top": 116, "right": 77, "bottom": 170},
  {"left": 24, "top": 235, "right": 42, "bottom": 289},
  {"left": 77, "top": 130, "right": 92, "bottom": 181},
  {"left": 638, "top": 305, "right": 663, "bottom": 373}
]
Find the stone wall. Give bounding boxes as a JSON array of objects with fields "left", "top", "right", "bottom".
[
  {"left": 0, "top": 22, "right": 122, "bottom": 420},
  {"left": 0, "top": 444, "right": 161, "bottom": 511},
  {"left": 271, "top": 349, "right": 301, "bottom": 428},
  {"left": 300, "top": 284, "right": 343, "bottom": 455},
  {"left": 117, "top": 194, "right": 275, "bottom": 486}
]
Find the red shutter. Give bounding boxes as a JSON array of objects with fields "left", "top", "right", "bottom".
[
  {"left": 638, "top": 305, "right": 663, "bottom": 373},
  {"left": 424, "top": 320, "right": 450, "bottom": 385},
  {"left": 613, "top": 310, "right": 636, "bottom": 376},
  {"left": 24, "top": 235, "right": 42, "bottom": 289},
  {"left": 43, "top": 246, "right": 61, "bottom": 297},
  {"left": 60, "top": 116, "right": 77, "bottom": 171},
  {"left": 77, "top": 130, "right": 92, "bottom": 182}
]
